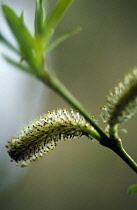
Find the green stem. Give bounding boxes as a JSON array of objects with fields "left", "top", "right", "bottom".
[
  {"left": 101, "top": 137, "right": 137, "bottom": 173},
  {"left": 41, "top": 72, "right": 108, "bottom": 141},
  {"left": 113, "top": 145, "right": 137, "bottom": 173}
]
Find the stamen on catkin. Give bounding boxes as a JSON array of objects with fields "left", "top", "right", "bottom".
[
  {"left": 101, "top": 69, "right": 137, "bottom": 127},
  {"left": 6, "top": 109, "right": 99, "bottom": 167}
]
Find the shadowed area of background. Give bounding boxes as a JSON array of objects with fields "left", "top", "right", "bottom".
[{"left": 0, "top": 0, "right": 137, "bottom": 209}]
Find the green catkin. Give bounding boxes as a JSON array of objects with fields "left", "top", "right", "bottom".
[
  {"left": 102, "top": 69, "right": 137, "bottom": 127},
  {"left": 6, "top": 109, "right": 99, "bottom": 167}
]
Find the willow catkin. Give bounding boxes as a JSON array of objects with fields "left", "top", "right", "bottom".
[
  {"left": 6, "top": 109, "right": 98, "bottom": 167},
  {"left": 102, "top": 69, "right": 137, "bottom": 126}
]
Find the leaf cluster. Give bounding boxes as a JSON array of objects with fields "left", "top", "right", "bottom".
[{"left": 0, "top": 0, "right": 81, "bottom": 77}]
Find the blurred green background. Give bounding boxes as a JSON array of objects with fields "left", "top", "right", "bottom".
[{"left": 1, "top": 0, "right": 137, "bottom": 209}]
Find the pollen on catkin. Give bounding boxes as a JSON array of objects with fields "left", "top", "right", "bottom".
[
  {"left": 101, "top": 69, "right": 137, "bottom": 127},
  {"left": 6, "top": 109, "right": 98, "bottom": 167}
]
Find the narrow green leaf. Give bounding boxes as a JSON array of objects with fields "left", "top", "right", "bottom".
[
  {"left": 0, "top": 33, "right": 19, "bottom": 54},
  {"left": 46, "top": 27, "right": 81, "bottom": 52},
  {"left": 19, "top": 11, "right": 24, "bottom": 25},
  {"left": 2, "top": 5, "right": 34, "bottom": 59},
  {"left": 35, "top": 0, "right": 45, "bottom": 35},
  {"left": 44, "top": 0, "right": 74, "bottom": 40},
  {"left": 3, "top": 55, "right": 33, "bottom": 74},
  {"left": 128, "top": 184, "right": 137, "bottom": 194}
]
